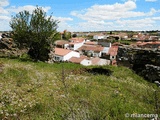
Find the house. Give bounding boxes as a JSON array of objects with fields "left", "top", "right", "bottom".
[
  {"left": 90, "top": 57, "right": 110, "bottom": 66},
  {"left": 69, "top": 55, "right": 110, "bottom": 66},
  {"left": 101, "top": 46, "right": 118, "bottom": 65},
  {"left": 69, "top": 55, "right": 88, "bottom": 64},
  {"left": 53, "top": 48, "right": 80, "bottom": 61},
  {"left": 78, "top": 44, "right": 104, "bottom": 57},
  {"left": 98, "top": 39, "right": 111, "bottom": 47},
  {"left": 68, "top": 37, "right": 85, "bottom": 50},
  {"left": 132, "top": 34, "right": 139, "bottom": 41},
  {"left": 54, "top": 40, "right": 69, "bottom": 49},
  {"left": 93, "top": 34, "right": 106, "bottom": 40},
  {"left": 108, "top": 46, "right": 118, "bottom": 60},
  {"left": 80, "top": 58, "right": 92, "bottom": 66},
  {"left": 149, "top": 36, "right": 159, "bottom": 41},
  {"left": 136, "top": 33, "right": 150, "bottom": 41},
  {"left": 119, "top": 32, "right": 128, "bottom": 40},
  {"left": 80, "top": 57, "right": 110, "bottom": 66},
  {"left": 101, "top": 47, "right": 110, "bottom": 58},
  {"left": 137, "top": 42, "right": 160, "bottom": 48}
]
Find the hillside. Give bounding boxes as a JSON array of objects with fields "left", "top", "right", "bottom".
[{"left": 0, "top": 58, "right": 159, "bottom": 120}]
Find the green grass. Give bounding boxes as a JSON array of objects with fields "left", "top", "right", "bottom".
[{"left": 0, "top": 58, "right": 159, "bottom": 120}]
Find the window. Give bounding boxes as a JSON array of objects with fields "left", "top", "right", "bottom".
[{"left": 54, "top": 56, "right": 61, "bottom": 61}]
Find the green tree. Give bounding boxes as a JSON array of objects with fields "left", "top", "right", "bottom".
[
  {"left": 10, "top": 7, "right": 59, "bottom": 61},
  {"left": 62, "top": 30, "right": 71, "bottom": 40},
  {"left": 72, "top": 33, "right": 77, "bottom": 38},
  {"left": 53, "top": 32, "right": 62, "bottom": 40}
]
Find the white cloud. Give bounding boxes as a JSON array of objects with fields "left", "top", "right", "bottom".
[
  {"left": 0, "top": 2, "right": 52, "bottom": 31},
  {"left": 0, "top": 0, "right": 9, "bottom": 7},
  {"left": 54, "top": 16, "right": 73, "bottom": 31},
  {"left": 0, "top": 16, "right": 11, "bottom": 31},
  {"left": 145, "top": 0, "right": 157, "bottom": 2},
  {"left": 54, "top": 17, "right": 73, "bottom": 22},
  {"left": 0, "top": 0, "right": 160, "bottom": 31},
  {"left": 115, "top": 18, "right": 155, "bottom": 29},
  {"left": 0, "top": 15, "right": 10, "bottom": 20},
  {"left": 70, "top": 1, "right": 158, "bottom": 22},
  {"left": 70, "top": 16, "right": 160, "bottom": 31},
  {"left": 0, "top": 7, "right": 9, "bottom": 14},
  {"left": 68, "top": 0, "right": 160, "bottom": 31}
]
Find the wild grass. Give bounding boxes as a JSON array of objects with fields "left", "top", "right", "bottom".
[{"left": 0, "top": 58, "right": 159, "bottom": 120}]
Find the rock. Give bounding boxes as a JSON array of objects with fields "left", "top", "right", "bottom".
[
  {"left": 0, "top": 37, "right": 28, "bottom": 58},
  {"left": 117, "top": 45, "right": 160, "bottom": 82}
]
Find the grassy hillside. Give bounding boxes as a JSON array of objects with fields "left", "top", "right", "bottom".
[{"left": 0, "top": 58, "right": 159, "bottom": 120}]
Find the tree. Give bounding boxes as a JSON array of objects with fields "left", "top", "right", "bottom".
[
  {"left": 53, "top": 32, "right": 62, "bottom": 40},
  {"left": 62, "top": 30, "right": 71, "bottom": 40},
  {"left": 72, "top": 33, "right": 77, "bottom": 38},
  {"left": 10, "top": 7, "right": 59, "bottom": 61}
]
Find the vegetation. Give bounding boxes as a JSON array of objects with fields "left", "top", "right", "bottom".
[
  {"left": 0, "top": 58, "right": 159, "bottom": 120},
  {"left": 62, "top": 30, "right": 71, "bottom": 40},
  {"left": 10, "top": 7, "right": 59, "bottom": 61}
]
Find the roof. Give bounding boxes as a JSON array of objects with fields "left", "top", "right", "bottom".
[
  {"left": 78, "top": 44, "right": 104, "bottom": 52},
  {"left": 69, "top": 37, "right": 85, "bottom": 44},
  {"left": 112, "top": 42, "right": 123, "bottom": 46},
  {"left": 91, "top": 57, "right": 100, "bottom": 65},
  {"left": 69, "top": 55, "right": 87, "bottom": 63},
  {"left": 85, "top": 41, "right": 98, "bottom": 45},
  {"left": 137, "top": 42, "right": 160, "bottom": 46},
  {"left": 108, "top": 46, "right": 118, "bottom": 56},
  {"left": 54, "top": 48, "right": 72, "bottom": 56},
  {"left": 54, "top": 40, "right": 69, "bottom": 46}
]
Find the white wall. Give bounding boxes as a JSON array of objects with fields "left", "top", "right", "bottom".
[
  {"left": 80, "top": 59, "right": 92, "bottom": 66},
  {"left": 98, "top": 59, "right": 110, "bottom": 65},
  {"left": 73, "top": 40, "right": 85, "bottom": 50},
  {"left": 93, "top": 35, "right": 105, "bottom": 40},
  {"left": 63, "top": 51, "right": 80, "bottom": 61},
  {"left": 54, "top": 55, "right": 63, "bottom": 61},
  {"left": 110, "top": 55, "right": 116, "bottom": 60}
]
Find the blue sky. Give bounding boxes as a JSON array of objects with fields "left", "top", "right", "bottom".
[{"left": 0, "top": 0, "right": 160, "bottom": 31}]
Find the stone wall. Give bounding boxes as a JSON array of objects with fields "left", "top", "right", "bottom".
[
  {"left": 117, "top": 45, "right": 160, "bottom": 82},
  {"left": 0, "top": 34, "right": 28, "bottom": 58}
]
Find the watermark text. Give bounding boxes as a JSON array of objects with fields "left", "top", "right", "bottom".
[{"left": 125, "top": 113, "right": 158, "bottom": 118}]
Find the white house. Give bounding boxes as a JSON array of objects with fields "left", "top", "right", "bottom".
[
  {"left": 93, "top": 35, "right": 106, "bottom": 40},
  {"left": 53, "top": 48, "right": 80, "bottom": 61},
  {"left": 81, "top": 57, "right": 110, "bottom": 66},
  {"left": 54, "top": 40, "right": 69, "bottom": 49},
  {"left": 80, "top": 59, "right": 92, "bottom": 66},
  {"left": 77, "top": 44, "right": 104, "bottom": 57},
  {"left": 69, "top": 37, "right": 85, "bottom": 50}
]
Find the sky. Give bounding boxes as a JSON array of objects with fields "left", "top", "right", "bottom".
[{"left": 0, "top": 0, "right": 160, "bottom": 32}]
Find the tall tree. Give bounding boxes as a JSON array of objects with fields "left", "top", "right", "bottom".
[
  {"left": 10, "top": 7, "right": 59, "bottom": 61},
  {"left": 62, "top": 30, "right": 71, "bottom": 40}
]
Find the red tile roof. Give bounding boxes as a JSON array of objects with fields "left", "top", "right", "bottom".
[
  {"left": 108, "top": 46, "right": 118, "bottom": 56},
  {"left": 91, "top": 57, "right": 100, "bottom": 65},
  {"left": 78, "top": 44, "right": 104, "bottom": 52},
  {"left": 85, "top": 41, "right": 98, "bottom": 45},
  {"left": 55, "top": 40, "right": 69, "bottom": 45},
  {"left": 54, "top": 48, "right": 72, "bottom": 56},
  {"left": 69, "top": 55, "right": 88, "bottom": 63},
  {"left": 69, "top": 37, "right": 85, "bottom": 44}
]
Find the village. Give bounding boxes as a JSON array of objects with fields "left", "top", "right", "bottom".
[{"left": 47, "top": 30, "right": 160, "bottom": 66}]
